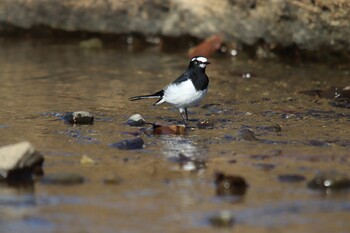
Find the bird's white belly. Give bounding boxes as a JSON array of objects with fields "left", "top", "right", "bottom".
[{"left": 163, "top": 80, "right": 207, "bottom": 108}]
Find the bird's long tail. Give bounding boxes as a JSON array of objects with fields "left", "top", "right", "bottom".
[{"left": 129, "top": 90, "right": 164, "bottom": 101}]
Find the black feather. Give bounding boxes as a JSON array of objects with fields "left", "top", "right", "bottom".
[{"left": 129, "top": 90, "right": 164, "bottom": 101}]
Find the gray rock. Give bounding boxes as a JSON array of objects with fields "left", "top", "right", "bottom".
[
  {"left": 127, "top": 114, "right": 146, "bottom": 127},
  {"left": 63, "top": 111, "right": 94, "bottom": 124},
  {"left": 1, "top": 0, "right": 350, "bottom": 54},
  {"left": 0, "top": 141, "right": 44, "bottom": 182}
]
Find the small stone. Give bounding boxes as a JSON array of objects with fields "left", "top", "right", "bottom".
[
  {"left": 80, "top": 155, "right": 96, "bottom": 165},
  {"left": 41, "top": 173, "right": 84, "bottom": 185},
  {"left": 238, "top": 128, "right": 259, "bottom": 141},
  {"left": 110, "top": 137, "right": 144, "bottom": 150},
  {"left": 79, "top": 38, "right": 103, "bottom": 49},
  {"left": 103, "top": 174, "right": 123, "bottom": 185},
  {"left": 209, "top": 210, "right": 235, "bottom": 228},
  {"left": 63, "top": 111, "right": 94, "bottom": 124},
  {"left": 215, "top": 172, "right": 248, "bottom": 196},
  {"left": 253, "top": 163, "right": 275, "bottom": 171},
  {"left": 127, "top": 114, "right": 146, "bottom": 127},
  {"left": 0, "top": 141, "right": 44, "bottom": 182},
  {"left": 307, "top": 171, "right": 350, "bottom": 191}
]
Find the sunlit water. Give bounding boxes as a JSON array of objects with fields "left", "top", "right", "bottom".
[{"left": 0, "top": 40, "right": 349, "bottom": 233}]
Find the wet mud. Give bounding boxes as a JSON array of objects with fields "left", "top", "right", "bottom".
[{"left": 0, "top": 40, "right": 349, "bottom": 233}]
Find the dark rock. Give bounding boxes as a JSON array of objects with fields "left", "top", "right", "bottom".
[
  {"left": 307, "top": 171, "right": 350, "bottom": 191},
  {"left": 110, "top": 137, "right": 144, "bottom": 150},
  {"left": 238, "top": 128, "right": 259, "bottom": 141},
  {"left": 215, "top": 172, "right": 248, "bottom": 196},
  {"left": 209, "top": 211, "right": 235, "bottom": 228},
  {"left": 0, "top": 141, "right": 44, "bottom": 183},
  {"left": 41, "top": 173, "right": 84, "bottom": 185},
  {"left": 63, "top": 111, "right": 94, "bottom": 124},
  {"left": 196, "top": 119, "right": 214, "bottom": 129},
  {"left": 127, "top": 114, "right": 146, "bottom": 127},
  {"left": 278, "top": 174, "right": 306, "bottom": 183}
]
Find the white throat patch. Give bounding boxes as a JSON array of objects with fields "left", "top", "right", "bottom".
[{"left": 191, "top": 56, "right": 208, "bottom": 63}]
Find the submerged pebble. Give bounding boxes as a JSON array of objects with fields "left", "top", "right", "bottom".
[
  {"left": 79, "top": 38, "right": 103, "bottom": 49},
  {"left": 127, "top": 114, "right": 146, "bottom": 127},
  {"left": 80, "top": 155, "right": 96, "bottom": 165},
  {"left": 63, "top": 111, "right": 94, "bottom": 124},
  {"left": 253, "top": 163, "right": 275, "bottom": 171},
  {"left": 278, "top": 174, "right": 306, "bottom": 183},
  {"left": 110, "top": 137, "right": 144, "bottom": 150},
  {"left": 307, "top": 171, "right": 350, "bottom": 191},
  {"left": 238, "top": 128, "right": 259, "bottom": 141},
  {"left": 103, "top": 174, "right": 123, "bottom": 185},
  {"left": 209, "top": 210, "right": 235, "bottom": 228},
  {"left": 41, "top": 173, "right": 85, "bottom": 185},
  {"left": 215, "top": 172, "right": 248, "bottom": 196}
]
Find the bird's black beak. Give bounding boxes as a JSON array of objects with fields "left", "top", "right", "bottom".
[{"left": 205, "top": 61, "right": 211, "bottom": 65}]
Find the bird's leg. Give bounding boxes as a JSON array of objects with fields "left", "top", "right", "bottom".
[
  {"left": 179, "top": 108, "right": 188, "bottom": 126},
  {"left": 185, "top": 108, "right": 189, "bottom": 121}
]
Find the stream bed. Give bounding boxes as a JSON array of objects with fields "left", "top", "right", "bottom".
[{"left": 0, "top": 39, "right": 349, "bottom": 233}]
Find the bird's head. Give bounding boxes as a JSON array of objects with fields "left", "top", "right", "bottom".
[{"left": 189, "top": 56, "right": 210, "bottom": 69}]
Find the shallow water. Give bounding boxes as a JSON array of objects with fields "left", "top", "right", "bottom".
[{"left": 0, "top": 39, "right": 350, "bottom": 233}]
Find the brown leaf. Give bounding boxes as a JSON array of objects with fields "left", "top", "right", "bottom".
[
  {"left": 188, "top": 34, "right": 223, "bottom": 58},
  {"left": 152, "top": 125, "right": 187, "bottom": 135}
]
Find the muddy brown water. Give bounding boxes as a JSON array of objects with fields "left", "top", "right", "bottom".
[{"left": 0, "top": 40, "right": 349, "bottom": 233}]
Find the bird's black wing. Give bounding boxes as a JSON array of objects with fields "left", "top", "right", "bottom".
[{"left": 171, "top": 71, "right": 190, "bottom": 85}]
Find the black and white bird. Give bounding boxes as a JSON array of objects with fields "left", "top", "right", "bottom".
[{"left": 129, "top": 56, "right": 210, "bottom": 125}]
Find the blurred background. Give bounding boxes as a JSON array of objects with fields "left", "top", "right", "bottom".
[{"left": 1, "top": 0, "right": 350, "bottom": 60}]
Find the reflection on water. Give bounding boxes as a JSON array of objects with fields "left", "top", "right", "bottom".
[
  {"left": 158, "top": 135, "right": 208, "bottom": 171},
  {"left": 159, "top": 135, "right": 205, "bottom": 159}
]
